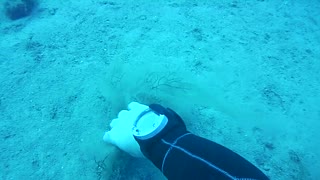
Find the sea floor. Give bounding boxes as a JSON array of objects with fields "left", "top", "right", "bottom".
[{"left": 0, "top": 0, "right": 319, "bottom": 180}]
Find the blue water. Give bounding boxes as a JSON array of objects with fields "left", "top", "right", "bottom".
[{"left": 0, "top": 0, "right": 319, "bottom": 180}]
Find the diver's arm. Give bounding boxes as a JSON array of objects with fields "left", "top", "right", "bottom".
[{"left": 102, "top": 102, "right": 269, "bottom": 180}]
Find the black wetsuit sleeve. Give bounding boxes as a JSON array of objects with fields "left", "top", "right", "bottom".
[
  {"left": 134, "top": 104, "right": 269, "bottom": 180},
  {"left": 142, "top": 129, "right": 269, "bottom": 180}
]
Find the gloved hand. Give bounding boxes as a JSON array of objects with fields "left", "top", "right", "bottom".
[{"left": 103, "top": 102, "right": 148, "bottom": 158}]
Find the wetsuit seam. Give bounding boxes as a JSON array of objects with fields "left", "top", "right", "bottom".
[
  {"left": 161, "top": 132, "right": 191, "bottom": 172},
  {"left": 161, "top": 139, "right": 238, "bottom": 180}
]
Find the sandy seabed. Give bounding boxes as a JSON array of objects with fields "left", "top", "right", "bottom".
[{"left": 0, "top": 0, "right": 319, "bottom": 180}]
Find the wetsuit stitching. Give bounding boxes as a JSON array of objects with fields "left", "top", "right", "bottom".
[
  {"left": 161, "top": 139, "right": 238, "bottom": 180},
  {"left": 161, "top": 133, "right": 192, "bottom": 172}
]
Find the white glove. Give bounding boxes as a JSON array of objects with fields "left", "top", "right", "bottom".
[{"left": 103, "top": 102, "right": 148, "bottom": 158}]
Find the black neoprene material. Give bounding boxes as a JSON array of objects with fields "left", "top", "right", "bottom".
[{"left": 134, "top": 104, "right": 270, "bottom": 180}]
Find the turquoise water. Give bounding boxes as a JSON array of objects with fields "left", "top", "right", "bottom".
[{"left": 0, "top": 0, "right": 319, "bottom": 179}]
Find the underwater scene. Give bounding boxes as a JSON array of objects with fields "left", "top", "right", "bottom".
[{"left": 0, "top": 0, "right": 319, "bottom": 180}]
